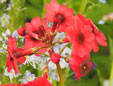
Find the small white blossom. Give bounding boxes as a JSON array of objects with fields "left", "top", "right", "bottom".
[
  {"left": 12, "top": 30, "right": 19, "bottom": 39},
  {"left": 0, "top": 14, "right": 10, "bottom": 27},
  {"left": 19, "top": 70, "right": 35, "bottom": 84},
  {"left": 98, "top": 20, "right": 105, "bottom": 25},
  {"left": 47, "top": 21, "right": 53, "bottom": 28},
  {"left": 53, "top": 43, "right": 71, "bottom": 57},
  {"left": 2, "top": 29, "right": 11, "bottom": 41},
  {"left": 2, "top": 43, "right": 7, "bottom": 49},
  {"left": 54, "top": 32, "right": 65, "bottom": 42},
  {"left": 99, "top": 0, "right": 106, "bottom": 3},
  {"left": 0, "top": 48, "right": 4, "bottom": 53},
  {"left": 24, "top": 54, "right": 47, "bottom": 70},
  {"left": 61, "top": 47, "right": 72, "bottom": 57},
  {"left": 48, "top": 71, "right": 59, "bottom": 81},
  {"left": 4, "top": 68, "right": 19, "bottom": 82},
  {"left": 104, "top": 79, "right": 113, "bottom": 86},
  {"left": 48, "top": 58, "right": 68, "bottom": 70},
  {"left": 6, "top": 0, "right": 14, "bottom": 11}
]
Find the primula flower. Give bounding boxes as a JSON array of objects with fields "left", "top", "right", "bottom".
[
  {"left": 69, "top": 53, "right": 92, "bottom": 80},
  {"left": 50, "top": 53, "right": 60, "bottom": 63},
  {"left": 77, "top": 13, "right": 107, "bottom": 52},
  {"left": 18, "top": 17, "right": 50, "bottom": 56},
  {"left": 45, "top": 0, "right": 74, "bottom": 32},
  {"left": 25, "top": 77, "right": 52, "bottom": 86},
  {"left": 6, "top": 36, "right": 26, "bottom": 74},
  {"left": 66, "top": 16, "right": 95, "bottom": 57}
]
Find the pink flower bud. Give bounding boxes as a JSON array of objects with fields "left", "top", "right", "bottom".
[
  {"left": 17, "top": 28, "right": 25, "bottom": 36},
  {"left": 50, "top": 53, "right": 60, "bottom": 63}
]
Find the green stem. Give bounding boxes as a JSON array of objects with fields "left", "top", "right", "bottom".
[
  {"left": 60, "top": 43, "right": 71, "bottom": 54},
  {"left": 96, "top": 69, "right": 104, "bottom": 86},
  {"left": 79, "top": 0, "right": 89, "bottom": 13},
  {"left": 56, "top": 63, "right": 64, "bottom": 86},
  {"left": 42, "top": 0, "right": 50, "bottom": 18},
  {"left": 109, "top": 37, "right": 113, "bottom": 86},
  {"left": 110, "top": 61, "right": 113, "bottom": 86}
]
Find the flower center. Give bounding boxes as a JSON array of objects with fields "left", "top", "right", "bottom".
[
  {"left": 56, "top": 14, "right": 65, "bottom": 23},
  {"left": 83, "top": 65, "right": 87, "bottom": 70},
  {"left": 77, "top": 32, "right": 84, "bottom": 44},
  {"left": 79, "top": 60, "right": 90, "bottom": 74},
  {"left": 10, "top": 57, "right": 14, "bottom": 61},
  {"left": 13, "top": 51, "right": 25, "bottom": 59},
  {"left": 38, "top": 25, "right": 45, "bottom": 33}
]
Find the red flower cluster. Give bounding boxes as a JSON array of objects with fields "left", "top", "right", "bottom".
[{"left": 5, "top": 0, "right": 108, "bottom": 85}]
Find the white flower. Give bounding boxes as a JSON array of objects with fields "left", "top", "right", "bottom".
[
  {"left": 6, "top": 0, "right": 14, "bottom": 11},
  {"left": 0, "top": 14, "right": 10, "bottom": 27},
  {"left": 24, "top": 54, "right": 47, "bottom": 70},
  {"left": 2, "top": 29, "right": 11, "bottom": 41},
  {"left": 0, "top": 0, "right": 6, "bottom": 3},
  {"left": 53, "top": 43, "right": 72, "bottom": 57},
  {"left": 98, "top": 20, "right": 105, "bottom": 25},
  {"left": 48, "top": 71, "right": 59, "bottom": 81},
  {"left": 48, "top": 58, "right": 68, "bottom": 70},
  {"left": 48, "top": 61, "right": 57, "bottom": 70},
  {"left": 61, "top": 47, "right": 72, "bottom": 57},
  {"left": 54, "top": 32, "right": 65, "bottom": 42},
  {"left": 12, "top": 30, "right": 19, "bottom": 39},
  {"left": 19, "top": 70, "right": 35, "bottom": 84},
  {"left": 2, "top": 43, "right": 7, "bottom": 49},
  {"left": 48, "top": 43, "right": 70, "bottom": 70},
  {"left": 0, "top": 48, "right": 4, "bottom": 53},
  {"left": 4, "top": 68, "right": 19, "bottom": 82},
  {"left": 104, "top": 79, "right": 113, "bottom": 86},
  {"left": 99, "top": 0, "right": 106, "bottom": 3},
  {"left": 47, "top": 21, "right": 53, "bottom": 28}
]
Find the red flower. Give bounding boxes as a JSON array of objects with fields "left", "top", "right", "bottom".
[
  {"left": 66, "top": 16, "right": 95, "bottom": 57},
  {"left": 77, "top": 13, "right": 107, "bottom": 52},
  {"left": 25, "top": 77, "right": 52, "bottom": 86},
  {"left": 50, "top": 53, "right": 60, "bottom": 63},
  {"left": 23, "top": 17, "right": 49, "bottom": 55},
  {"left": 6, "top": 36, "right": 26, "bottom": 74},
  {"left": 69, "top": 53, "right": 92, "bottom": 80},
  {"left": 45, "top": 0, "right": 74, "bottom": 32}
]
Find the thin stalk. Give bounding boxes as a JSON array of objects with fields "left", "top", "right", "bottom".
[
  {"left": 56, "top": 63, "right": 64, "bottom": 86},
  {"left": 96, "top": 69, "right": 104, "bottom": 86},
  {"left": 60, "top": 43, "right": 71, "bottom": 54},
  {"left": 42, "top": 0, "right": 50, "bottom": 18},
  {"left": 109, "top": 37, "right": 113, "bottom": 86},
  {"left": 79, "top": 0, "right": 89, "bottom": 13},
  {"left": 110, "top": 61, "right": 113, "bottom": 86}
]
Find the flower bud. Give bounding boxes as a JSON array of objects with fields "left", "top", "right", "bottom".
[
  {"left": 50, "top": 53, "right": 60, "bottom": 64},
  {"left": 17, "top": 28, "right": 25, "bottom": 36}
]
